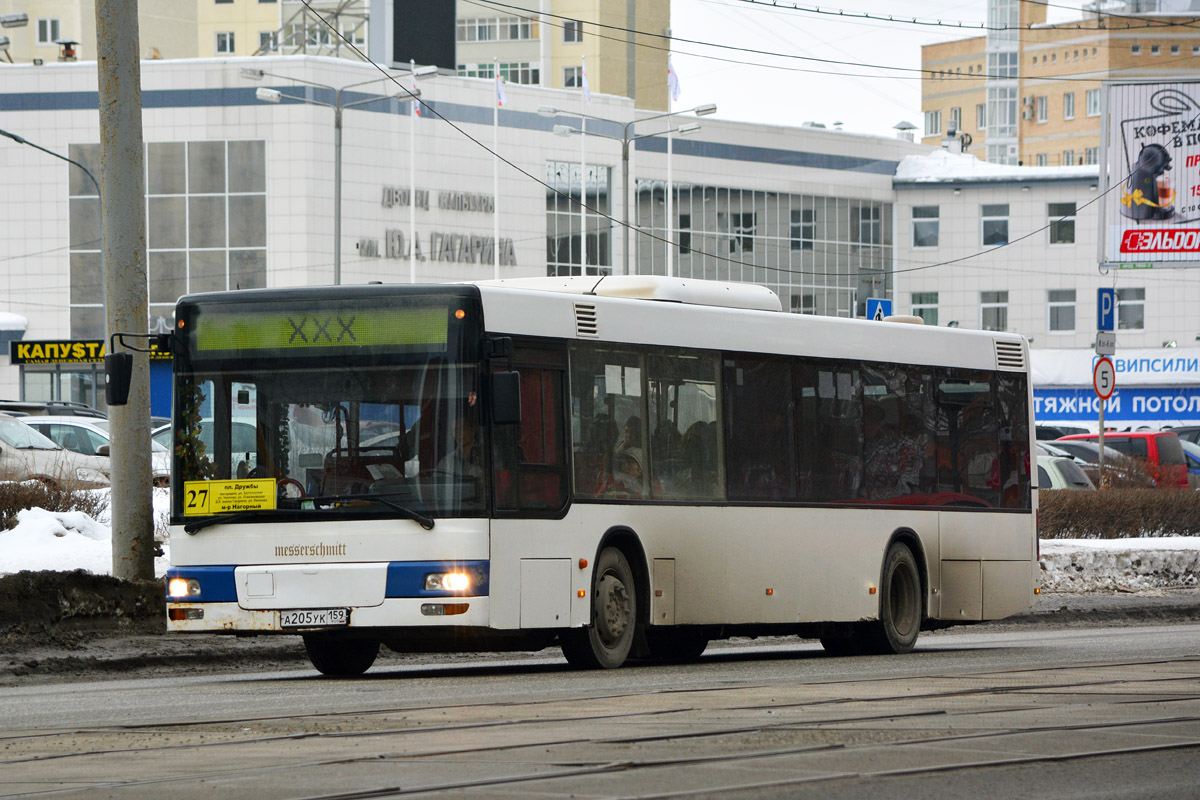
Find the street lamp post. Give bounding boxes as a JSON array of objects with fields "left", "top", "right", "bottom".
[
  {"left": 242, "top": 66, "right": 435, "bottom": 284},
  {"left": 540, "top": 104, "right": 715, "bottom": 276}
]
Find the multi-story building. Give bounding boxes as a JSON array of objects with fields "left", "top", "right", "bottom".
[
  {"left": 2, "top": 0, "right": 667, "bottom": 106},
  {"left": 922, "top": 0, "right": 1200, "bottom": 165},
  {"left": 0, "top": 0, "right": 197, "bottom": 62},
  {"left": 450, "top": 1, "right": 670, "bottom": 109}
]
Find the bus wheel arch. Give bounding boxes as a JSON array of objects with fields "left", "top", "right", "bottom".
[
  {"left": 885, "top": 528, "right": 929, "bottom": 626},
  {"left": 560, "top": 527, "right": 648, "bottom": 669}
]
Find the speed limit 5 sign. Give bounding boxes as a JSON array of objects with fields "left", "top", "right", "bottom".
[{"left": 1093, "top": 357, "right": 1116, "bottom": 400}]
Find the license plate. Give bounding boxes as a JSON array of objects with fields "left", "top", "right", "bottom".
[{"left": 279, "top": 608, "right": 349, "bottom": 628}]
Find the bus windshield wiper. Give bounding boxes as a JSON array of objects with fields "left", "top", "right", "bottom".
[
  {"left": 184, "top": 510, "right": 271, "bottom": 534},
  {"left": 307, "top": 494, "right": 435, "bottom": 530}
]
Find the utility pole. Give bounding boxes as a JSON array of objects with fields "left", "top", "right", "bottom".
[{"left": 96, "top": 0, "right": 154, "bottom": 580}]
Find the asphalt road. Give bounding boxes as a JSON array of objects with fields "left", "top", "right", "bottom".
[{"left": 2, "top": 622, "right": 1200, "bottom": 798}]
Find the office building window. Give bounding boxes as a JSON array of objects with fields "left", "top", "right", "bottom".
[
  {"left": 1087, "top": 88, "right": 1101, "bottom": 116},
  {"left": 731, "top": 212, "right": 756, "bottom": 252},
  {"left": 950, "top": 106, "right": 961, "bottom": 131},
  {"left": 678, "top": 213, "right": 691, "bottom": 254},
  {"left": 982, "top": 204, "right": 1009, "bottom": 246},
  {"left": 36, "top": 18, "right": 60, "bottom": 44},
  {"left": 856, "top": 205, "right": 881, "bottom": 245},
  {"left": 216, "top": 32, "right": 235, "bottom": 54},
  {"left": 1118, "top": 288, "right": 1145, "bottom": 330},
  {"left": 1085, "top": 147, "right": 1099, "bottom": 165},
  {"left": 1063, "top": 149, "right": 1076, "bottom": 166},
  {"left": 912, "top": 206, "right": 939, "bottom": 248},
  {"left": 68, "top": 140, "right": 267, "bottom": 338},
  {"left": 1036, "top": 153, "right": 1048, "bottom": 166},
  {"left": 1151, "top": 45, "right": 1160, "bottom": 55},
  {"left": 1172, "top": 44, "right": 1180, "bottom": 55},
  {"left": 911, "top": 292, "right": 938, "bottom": 326},
  {"left": 791, "top": 294, "right": 815, "bottom": 314},
  {"left": 457, "top": 17, "right": 536, "bottom": 42},
  {"left": 924, "top": 109, "right": 941, "bottom": 136},
  {"left": 563, "top": 66, "right": 581, "bottom": 88},
  {"left": 1132, "top": 44, "right": 1142, "bottom": 55},
  {"left": 1048, "top": 290, "right": 1076, "bottom": 332},
  {"left": 258, "top": 32, "right": 275, "bottom": 50},
  {"left": 563, "top": 19, "right": 582, "bottom": 42},
  {"left": 1064, "top": 92, "right": 1075, "bottom": 120},
  {"left": 1049, "top": 202, "right": 1076, "bottom": 244},
  {"left": 1036, "top": 96, "right": 1048, "bottom": 123},
  {"left": 976, "top": 103, "right": 986, "bottom": 130},
  {"left": 981, "top": 291, "right": 1009, "bottom": 332},
  {"left": 790, "top": 209, "right": 814, "bottom": 251}
]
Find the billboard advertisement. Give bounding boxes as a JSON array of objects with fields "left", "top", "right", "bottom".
[{"left": 1102, "top": 80, "right": 1200, "bottom": 268}]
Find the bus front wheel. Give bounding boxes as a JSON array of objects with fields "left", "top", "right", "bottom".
[
  {"left": 561, "top": 547, "right": 637, "bottom": 669},
  {"left": 865, "top": 542, "right": 922, "bottom": 655},
  {"left": 303, "top": 633, "right": 379, "bottom": 676}
]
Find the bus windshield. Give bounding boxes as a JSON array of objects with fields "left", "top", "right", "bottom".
[{"left": 170, "top": 291, "right": 484, "bottom": 523}]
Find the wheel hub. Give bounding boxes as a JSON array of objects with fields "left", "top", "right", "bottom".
[{"left": 595, "top": 573, "right": 630, "bottom": 643}]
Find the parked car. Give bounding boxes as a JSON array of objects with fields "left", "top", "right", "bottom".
[
  {"left": 1047, "top": 439, "right": 1157, "bottom": 488},
  {"left": 0, "top": 412, "right": 110, "bottom": 489},
  {"left": 1168, "top": 425, "right": 1200, "bottom": 446},
  {"left": 1056, "top": 431, "right": 1190, "bottom": 488},
  {"left": 1036, "top": 454, "right": 1095, "bottom": 490},
  {"left": 1179, "top": 439, "right": 1200, "bottom": 489},
  {"left": 1036, "top": 424, "right": 1088, "bottom": 441},
  {"left": 0, "top": 400, "right": 106, "bottom": 418},
  {"left": 26, "top": 416, "right": 170, "bottom": 486}
]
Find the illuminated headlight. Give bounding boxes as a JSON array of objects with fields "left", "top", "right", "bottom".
[
  {"left": 425, "top": 571, "right": 471, "bottom": 592},
  {"left": 76, "top": 467, "right": 110, "bottom": 485},
  {"left": 168, "top": 577, "right": 202, "bottom": 598}
]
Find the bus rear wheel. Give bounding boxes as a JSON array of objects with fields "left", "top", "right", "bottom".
[
  {"left": 303, "top": 633, "right": 379, "bottom": 676},
  {"left": 561, "top": 547, "right": 637, "bottom": 669},
  {"left": 864, "top": 542, "right": 922, "bottom": 655}
]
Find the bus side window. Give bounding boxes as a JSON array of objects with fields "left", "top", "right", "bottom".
[
  {"left": 722, "top": 354, "right": 794, "bottom": 502},
  {"left": 494, "top": 346, "right": 568, "bottom": 513}
]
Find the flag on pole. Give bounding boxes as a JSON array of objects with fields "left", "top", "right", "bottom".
[
  {"left": 581, "top": 56, "right": 591, "bottom": 104},
  {"left": 412, "top": 76, "right": 421, "bottom": 118},
  {"left": 495, "top": 72, "right": 507, "bottom": 107},
  {"left": 667, "top": 56, "right": 681, "bottom": 102}
]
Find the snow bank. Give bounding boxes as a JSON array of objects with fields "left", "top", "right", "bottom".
[
  {"left": 0, "top": 490, "right": 172, "bottom": 577},
  {"left": 1040, "top": 538, "right": 1200, "bottom": 593},
  {"left": 894, "top": 149, "right": 1098, "bottom": 183}
]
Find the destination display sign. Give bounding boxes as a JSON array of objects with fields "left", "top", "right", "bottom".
[{"left": 191, "top": 307, "right": 450, "bottom": 352}]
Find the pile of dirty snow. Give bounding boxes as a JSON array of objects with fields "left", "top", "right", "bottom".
[{"left": 1039, "top": 538, "right": 1200, "bottom": 593}]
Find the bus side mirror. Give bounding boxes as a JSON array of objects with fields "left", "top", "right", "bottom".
[
  {"left": 491, "top": 371, "right": 521, "bottom": 425},
  {"left": 105, "top": 352, "right": 133, "bottom": 406}
]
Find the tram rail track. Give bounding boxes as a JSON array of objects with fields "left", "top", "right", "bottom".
[{"left": 3, "top": 637, "right": 1200, "bottom": 799}]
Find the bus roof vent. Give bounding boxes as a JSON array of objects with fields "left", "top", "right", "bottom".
[
  {"left": 574, "top": 303, "right": 599, "bottom": 338},
  {"left": 994, "top": 339, "right": 1026, "bottom": 372}
]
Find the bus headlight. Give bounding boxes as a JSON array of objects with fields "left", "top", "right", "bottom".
[
  {"left": 168, "top": 577, "right": 202, "bottom": 598},
  {"left": 425, "top": 571, "right": 471, "bottom": 592}
]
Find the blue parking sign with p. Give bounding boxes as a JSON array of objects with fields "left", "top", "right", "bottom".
[{"left": 1097, "top": 288, "right": 1116, "bottom": 332}]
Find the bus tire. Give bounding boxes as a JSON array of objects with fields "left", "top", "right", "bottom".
[
  {"left": 560, "top": 547, "right": 637, "bottom": 669},
  {"left": 645, "top": 628, "right": 709, "bottom": 662},
  {"left": 864, "top": 542, "right": 922, "bottom": 655},
  {"left": 303, "top": 634, "right": 379, "bottom": 676}
]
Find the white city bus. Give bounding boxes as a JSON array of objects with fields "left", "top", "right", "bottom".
[{"left": 165, "top": 277, "right": 1037, "bottom": 675}]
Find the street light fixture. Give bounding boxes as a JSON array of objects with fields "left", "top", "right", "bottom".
[
  {"left": 244, "top": 66, "right": 435, "bottom": 284},
  {"left": 543, "top": 103, "right": 715, "bottom": 275},
  {"left": 0, "top": 12, "right": 29, "bottom": 28}
]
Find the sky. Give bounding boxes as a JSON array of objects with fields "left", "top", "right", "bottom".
[{"left": 669, "top": 0, "right": 1091, "bottom": 138}]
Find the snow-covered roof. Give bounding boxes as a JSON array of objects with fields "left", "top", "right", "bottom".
[
  {"left": 894, "top": 149, "right": 1099, "bottom": 185},
  {"left": 0, "top": 312, "right": 27, "bottom": 332}
]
